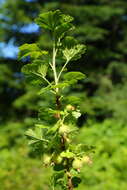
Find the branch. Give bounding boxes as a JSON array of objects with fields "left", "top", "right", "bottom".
[
  {"left": 58, "top": 60, "right": 69, "bottom": 81},
  {"left": 32, "top": 72, "right": 51, "bottom": 86},
  {"left": 52, "top": 42, "right": 59, "bottom": 93}
]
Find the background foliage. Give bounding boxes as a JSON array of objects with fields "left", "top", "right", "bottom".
[{"left": 0, "top": 0, "right": 127, "bottom": 189}]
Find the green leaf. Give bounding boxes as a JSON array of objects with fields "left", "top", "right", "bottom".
[
  {"left": 72, "top": 177, "right": 82, "bottom": 187},
  {"left": 61, "top": 14, "right": 74, "bottom": 23},
  {"left": 70, "top": 168, "right": 79, "bottom": 176},
  {"left": 21, "top": 63, "right": 37, "bottom": 75},
  {"left": 24, "top": 75, "right": 42, "bottom": 86},
  {"left": 47, "top": 122, "right": 60, "bottom": 134},
  {"left": 52, "top": 171, "right": 65, "bottom": 187},
  {"left": 26, "top": 126, "right": 48, "bottom": 144},
  {"left": 51, "top": 82, "right": 69, "bottom": 89},
  {"left": 75, "top": 144, "right": 95, "bottom": 154},
  {"left": 35, "top": 10, "right": 74, "bottom": 39},
  {"left": 47, "top": 109, "right": 64, "bottom": 116},
  {"left": 28, "top": 139, "right": 39, "bottom": 145},
  {"left": 38, "top": 85, "right": 51, "bottom": 95},
  {"left": 54, "top": 23, "right": 73, "bottom": 40},
  {"left": 60, "top": 150, "right": 75, "bottom": 158},
  {"left": 22, "top": 62, "right": 49, "bottom": 86},
  {"left": 38, "top": 64, "right": 48, "bottom": 77},
  {"left": 64, "top": 72, "right": 86, "bottom": 84},
  {"left": 35, "top": 10, "right": 62, "bottom": 31},
  {"left": 53, "top": 164, "right": 65, "bottom": 171},
  {"left": 63, "top": 44, "right": 86, "bottom": 61},
  {"left": 33, "top": 58, "right": 49, "bottom": 66},
  {"left": 62, "top": 36, "right": 77, "bottom": 49},
  {"left": 65, "top": 96, "right": 81, "bottom": 105},
  {"left": 18, "top": 43, "right": 48, "bottom": 60},
  {"left": 35, "top": 124, "right": 49, "bottom": 129},
  {"left": 64, "top": 71, "right": 86, "bottom": 80}
]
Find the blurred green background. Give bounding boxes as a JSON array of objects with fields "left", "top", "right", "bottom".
[{"left": 0, "top": 0, "right": 127, "bottom": 189}]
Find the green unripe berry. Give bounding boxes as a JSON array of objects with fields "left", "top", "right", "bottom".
[
  {"left": 72, "top": 159, "right": 83, "bottom": 169},
  {"left": 59, "top": 124, "right": 70, "bottom": 135},
  {"left": 66, "top": 104, "right": 75, "bottom": 111},
  {"left": 66, "top": 137, "right": 71, "bottom": 144},
  {"left": 43, "top": 154, "right": 51, "bottom": 165},
  {"left": 82, "top": 156, "right": 92, "bottom": 165},
  {"left": 56, "top": 155, "right": 63, "bottom": 164},
  {"left": 51, "top": 154, "right": 58, "bottom": 163}
]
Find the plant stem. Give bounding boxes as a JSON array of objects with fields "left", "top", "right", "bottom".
[
  {"left": 56, "top": 95, "right": 61, "bottom": 110},
  {"left": 42, "top": 76, "right": 51, "bottom": 85},
  {"left": 32, "top": 72, "right": 51, "bottom": 86},
  {"left": 58, "top": 60, "right": 69, "bottom": 81},
  {"left": 67, "top": 171, "right": 73, "bottom": 190},
  {"left": 55, "top": 92, "right": 74, "bottom": 190},
  {"left": 52, "top": 41, "right": 73, "bottom": 190},
  {"left": 52, "top": 42, "right": 58, "bottom": 93}
]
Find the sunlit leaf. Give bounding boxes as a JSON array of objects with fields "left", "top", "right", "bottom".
[
  {"left": 54, "top": 23, "right": 73, "bottom": 40},
  {"left": 18, "top": 43, "right": 48, "bottom": 60},
  {"left": 63, "top": 71, "right": 86, "bottom": 85},
  {"left": 25, "top": 127, "right": 48, "bottom": 144},
  {"left": 51, "top": 82, "right": 69, "bottom": 89},
  {"left": 35, "top": 10, "right": 74, "bottom": 39},
  {"left": 35, "top": 10, "right": 62, "bottom": 31},
  {"left": 38, "top": 64, "right": 48, "bottom": 77},
  {"left": 63, "top": 44, "right": 86, "bottom": 61},
  {"left": 60, "top": 150, "right": 75, "bottom": 158},
  {"left": 47, "top": 122, "right": 60, "bottom": 134},
  {"left": 21, "top": 63, "right": 37, "bottom": 75}
]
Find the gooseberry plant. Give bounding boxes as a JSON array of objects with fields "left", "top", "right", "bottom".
[{"left": 19, "top": 10, "right": 94, "bottom": 190}]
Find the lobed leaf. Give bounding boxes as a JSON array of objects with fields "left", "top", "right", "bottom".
[
  {"left": 18, "top": 43, "right": 48, "bottom": 60},
  {"left": 25, "top": 126, "right": 48, "bottom": 144},
  {"left": 22, "top": 61, "right": 49, "bottom": 85},
  {"left": 64, "top": 71, "right": 86, "bottom": 80},
  {"left": 64, "top": 71, "right": 86, "bottom": 85},
  {"left": 52, "top": 171, "right": 65, "bottom": 187},
  {"left": 35, "top": 10, "right": 74, "bottom": 39},
  {"left": 21, "top": 63, "right": 37, "bottom": 75},
  {"left": 38, "top": 85, "right": 51, "bottom": 95},
  {"left": 47, "top": 121, "right": 61, "bottom": 134},
  {"left": 63, "top": 44, "right": 86, "bottom": 61},
  {"left": 35, "top": 10, "right": 62, "bottom": 31},
  {"left": 62, "top": 36, "right": 78, "bottom": 49},
  {"left": 38, "top": 64, "right": 48, "bottom": 77},
  {"left": 54, "top": 23, "right": 73, "bottom": 40}
]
